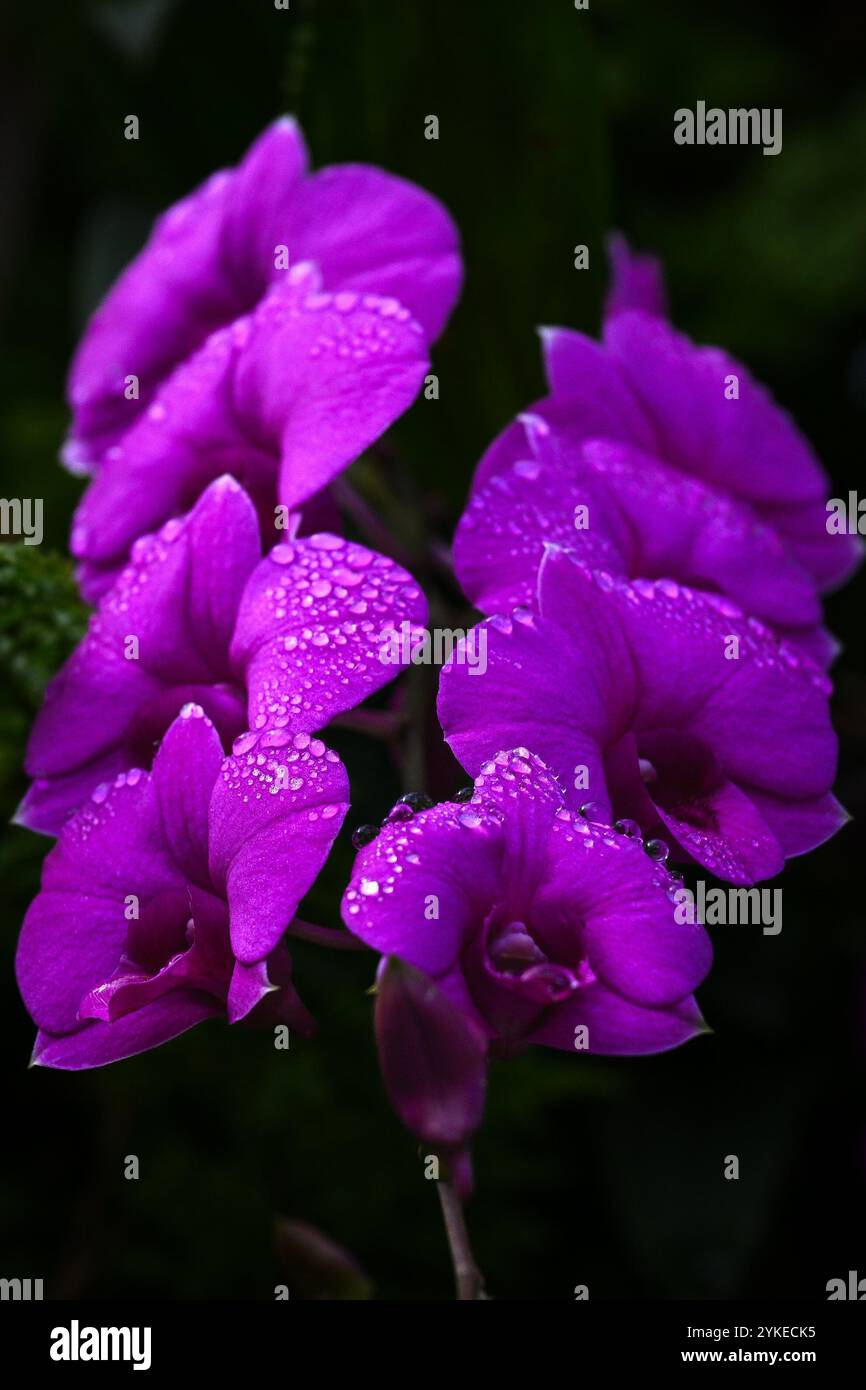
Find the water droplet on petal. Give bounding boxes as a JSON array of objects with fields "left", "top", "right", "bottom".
[
  {"left": 613, "top": 818, "right": 642, "bottom": 839},
  {"left": 260, "top": 729, "right": 291, "bottom": 748}
]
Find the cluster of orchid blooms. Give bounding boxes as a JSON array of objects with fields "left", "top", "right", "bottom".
[{"left": 15, "top": 121, "right": 859, "bottom": 1199}]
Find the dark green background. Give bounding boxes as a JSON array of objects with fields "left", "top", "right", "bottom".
[{"left": 1, "top": 0, "right": 864, "bottom": 1299}]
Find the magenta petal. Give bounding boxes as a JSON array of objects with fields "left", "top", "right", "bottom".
[
  {"left": 470, "top": 749, "right": 575, "bottom": 898},
  {"left": 231, "top": 534, "right": 427, "bottom": 734},
  {"left": 17, "top": 749, "right": 130, "bottom": 839},
  {"left": 342, "top": 800, "right": 504, "bottom": 976},
  {"left": 605, "top": 310, "right": 827, "bottom": 507},
  {"left": 539, "top": 325, "right": 658, "bottom": 452},
  {"left": 70, "top": 308, "right": 278, "bottom": 589},
  {"left": 765, "top": 494, "right": 865, "bottom": 594},
  {"left": 229, "top": 946, "right": 316, "bottom": 1034},
  {"left": 64, "top": 120, "right": 304, "bottom": 467},
  {"left": 258, "top": 280, "right": 429, "bottom": 507},
  {"left": 745, "top": 789, "right": 850, "bottom": 858},
  {"left": 102, "top": 473, "right": 259, "bottom": 678},
  {"left": 25, "top": 478, "right": 257, "bottom": 829},
  {"left": 570, "top": 438, "right": 821, "bottom": 634},
  {"left": 76, "top": 473, "right": 258, "bottom": 679},
  {"left": 457, "top": 432, "right": 823, "bottom": 646},
  {"left": 684, "top": 632, "right": 837, "bottom": 803},
  {"left": 209, "top": 736, "right": 348, "bottom": 963},
  {"left": 31, "top": 992, "right": 222, "bottom": 1071},
  {"left": 78, "top": 886, "right": 230, "bottom": 1023},
  {"left": 151, "top": 706, "right": 225, "bottom": 885},
  {"left": 438, "top": 567, "right": 635, "bottom": 818},
  {"left": 16, "top": 771, "right": 182, "bottom": 1034},
  {"left": 651, "top": 777, "right": 785, "bottom": 885},
  {"left": 65, "top": 170, "right": 238, "bottom": 468},
  {"left": 64, "top": 117, "right": 460, "bottom": 472},
  {"left": 606, "top": 727, "right": 786, "bottom": 885},
  {"left": 181, "top": 475, "right": 263, "bottom": 656},
  {"left": 227, "top": 958, "right": 275, "bottom": 1024},
  {"left": 603, "top": 232, "right": 669, "bottom": 322},
  {"left": 532, "top": 816, "right": 712, "bottom": 1009},
  {"left": 374, "top": 957, "right": 488, "bottom": 1147},
  {"left": 283, "top": 163, "right": 462, "bottom": 341},
  {"left": 472, "top": 416, "right": 534, "bottom": 492},
  {"left": 220, "top": 117, "right": 309, "bottom": 296},
  {"left": 566, "top": 562, "right": 839, "bottom": 803},
  {"left": 18, "top": 890, "right": 137, "bottom": 1035},
  {"left": 444, "top": 549, "right": 842, "bottom": 879},
  {"left": 530, "top": 985, "right": 708, "bottom": 1055},
  {"left": 780, "top": 622, "right": 839, "bottom": 671},
  {"left": 35, "top": 774, "right": 178, "bottom": 900},
  {"left": 72, "top": 268, "right": 429, "bottom": 590},
  {"left": 454, "top": 457, "right": 628, "bottom": 614},
  {"left": 24, "top": 627, "right": 160, "bottom": 784}
]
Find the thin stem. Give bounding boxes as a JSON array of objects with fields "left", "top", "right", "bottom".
[
  {"left": 287, "top": 919, "right": 368, "bottom": 952},
  {"left": 436, "top": 1180, "right": 487, "bottom": 1300},
  {"left": 332, "top": 476, "right": 417, "bottom": 571},
  {"left": 402, "top": 665, "right": 429, "bottom": 792}
]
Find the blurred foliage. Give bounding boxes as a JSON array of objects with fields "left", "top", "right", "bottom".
[
  {"left": 0, "top": 0, "right": 864, "bottom": 1300},
  {"left": 0, "top": 547, "right": 86, "bottom": 709}
]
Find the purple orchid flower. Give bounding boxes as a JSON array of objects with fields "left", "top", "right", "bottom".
[
  {"left": 65, "top": 117, "right": 461, "bottom": 473},
  {"left": 20, "top": 475, "right": 426, "bottom": 836},
  {"left": 454, "top": 422, "right": 833, "bottom": 666},
  {"left": 343, "top": 749, "right": 711, "bottom": 1181},
  {"left": 471, "top": 237, "right": 861, "bottom": 609},
  {"left": 71, "top": 260, "right": 432, "bottom": 599},
  {"left": 16, "top": 704, "right": 349, "bottom": 1069},
  {"left": 439, "top": 547, "right": 846, "bottom": 886}
]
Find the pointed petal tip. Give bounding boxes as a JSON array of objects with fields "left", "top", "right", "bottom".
[
  {"left": 210, "top": 472, "right": 243, "bottom": 493},
  {"left": 59, "top": 436, "right": 93, "bottom": 477},
  {"left": 515, "top": 410, "right": 550, "bottom": 438}
]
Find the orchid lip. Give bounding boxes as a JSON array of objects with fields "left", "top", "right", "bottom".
[{"left": 485, "top": 918, "right": 583, "bottom": 1004}]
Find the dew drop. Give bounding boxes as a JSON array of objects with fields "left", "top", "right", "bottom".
[{"left": 613, "top": 818, "right": 642, "bottom": 839}]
